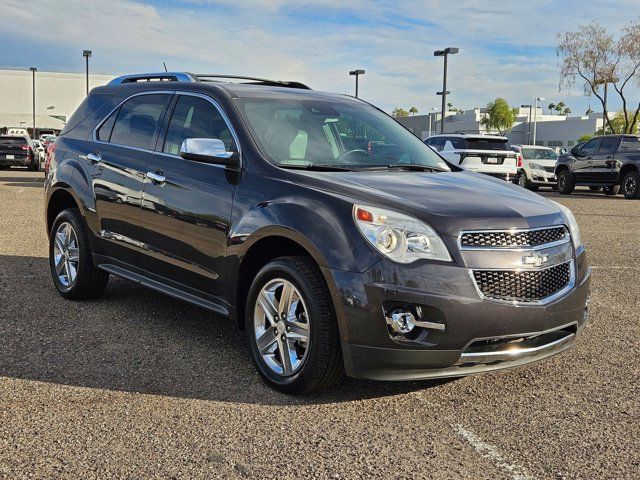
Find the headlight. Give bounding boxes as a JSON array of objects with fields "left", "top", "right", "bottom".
[
  {"left": 551, "top": 201, "right": 582, "bottom": 249},
  {"left": 529, "top": 162, "right": 543, "bottom": 170},
  {"left": 353, "top": 205, "right": 452, "bottom": 263}
]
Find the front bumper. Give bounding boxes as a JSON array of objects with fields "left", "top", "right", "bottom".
[
  {"left": 530, "top": 168, "right": 557, "bottom": 185},
  {"left": 327, "top": 251, "right": 590, "bottom": 381}
]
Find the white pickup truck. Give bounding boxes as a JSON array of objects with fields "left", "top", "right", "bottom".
[{"left": 424, "top": 134, "right": 518, "bottom": 182}]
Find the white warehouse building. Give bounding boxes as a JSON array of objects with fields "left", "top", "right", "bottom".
[
  {"left": 398, "top": 107, "right": 607, "bottom": 149},
  {"left": 0, "top": 69, "right": 114, "bottom": 136}
]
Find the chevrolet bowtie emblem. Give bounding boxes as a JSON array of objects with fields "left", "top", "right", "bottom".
[{"left": 522, "top": 252, "right": 550, "bottom": 267}]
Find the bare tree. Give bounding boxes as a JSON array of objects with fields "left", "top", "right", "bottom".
[{"left": 557, "top": 21, "right": 640, "bottom": 134}]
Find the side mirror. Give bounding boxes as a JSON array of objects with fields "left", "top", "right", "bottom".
[{"left": 179, "top": 138, "right": 239, "bottom": 166}]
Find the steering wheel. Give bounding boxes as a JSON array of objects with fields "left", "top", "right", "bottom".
[{"left": 335, "top": 149, "right": 369, "bottom": 163}]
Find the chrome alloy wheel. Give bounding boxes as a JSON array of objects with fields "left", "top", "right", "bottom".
[
  {"left": 53, "top": 222, "right": 80, "bottom": 288},
  {"left": 253, "top": 278, "right": 311, "bottom": 376}
]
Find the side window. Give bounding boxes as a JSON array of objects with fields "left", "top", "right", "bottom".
[
  {"left": 97, "top": 109, "right": 118, "bottom": 141},
  {"left": 580, "top": 138, "right": 601, "bottom": 156},
  {"left": 597, "top": 137, "right": 619, "bottom": 154},
  {"left": 620, "top": 137, "right": 640, "bottom": 151},
  {"left": 109, "top": 94, "right": 170, "bottom": 150},
  {"left": 163, "top": 95, "right": 234, "bottom": 155},
  {"left": 450, "top": 137, "right": 465, "bottom": 149},
  {"left": 431, "top": 137, "right": 445, "bottom": 151}
]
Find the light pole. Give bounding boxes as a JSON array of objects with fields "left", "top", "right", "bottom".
[
  {"left": 29, "top": 67, "right": 37, "bottom": 139},
  {"left": 532, "top": 97, "right": 545, "bottom": 146},
  {"left": 428, "top": 107, "right": 439, "bottom": 137},
  {"left": 349, "top": 69, "right": 365, "bottom": 98},
  {"left": 434, "top": 47, "right": 458, "bottom": 134},
  {"left": 82, "top": 50, "right": 92, "bottom": 95},
  {"left": 521, "top": 104, "right": 532, "bottom": 143}
]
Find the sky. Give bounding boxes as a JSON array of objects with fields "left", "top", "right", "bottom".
[{"left": 1, "top": 0, "right": 638, "bottom": 115}]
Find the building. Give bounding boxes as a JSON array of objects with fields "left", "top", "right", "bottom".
[
  {"left": 397, "top": 107, "right": 607, "bottom": 149},
  {"left": 0, "top": 69, "right": 114, "bottom": 136}
]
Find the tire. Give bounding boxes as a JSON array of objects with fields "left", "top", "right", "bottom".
[
  {"left": 517, "top": 172, "right": 538, "bottom": 191},
  {"left": 28, "top": 163, "right": 39, "bottom": 172},
  {"left": 622, "top": 171, "right": 640, "bottom": 199},
  {"left": 557, "top": 169, "right": 574, "bottom": 195},
  {"left": 603, "top": 185, "right": 620, "bottom": 196},
  {"left": 245, "top": 256, "right": 343, "bottom": 393},
  {"left": 589, "top": 186, "right": 602, "bottom": 192},
  {"left": 49, "top": 208, "right": 109, "bottom": 300}
]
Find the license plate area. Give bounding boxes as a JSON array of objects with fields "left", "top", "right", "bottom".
[
  {"left": 483, "top": 156, "right": 501, "bottom": 164},
  {"left": 6, "top": 154, "right": 14, "bottom": 160}
]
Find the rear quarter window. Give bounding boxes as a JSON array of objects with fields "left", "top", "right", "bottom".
[{"left": 465, "top": 138, "right": 510, "bottom": 150}]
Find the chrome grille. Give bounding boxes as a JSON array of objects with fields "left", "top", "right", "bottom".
[
  {"left": 472, "top": 262, "right": 571, "bottom": 302},
  {"left": 460, "top": 226, "right": 566, "bottom": 248}
]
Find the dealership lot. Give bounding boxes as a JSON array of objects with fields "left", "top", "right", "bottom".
[{"left": 0, "top": 171, "right": 638, "bottom": 479}]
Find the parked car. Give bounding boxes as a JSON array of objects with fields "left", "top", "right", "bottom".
[
  {"left": 0, "top": 135, "right": 39, "bottom": 171},
  {"left": 556, "top": 135, "right": 640, "bottom": 199},
  {"left": 424, "top": 134, "right": 518, "bottom": 182},
  {"left": 32, "top": 140, "right": 46, "bottom": 169},
  {"left": 45, "top": 72, "right": 590, "bottom": 393},
  {"left": 512, "top": 145, "right": 559, "bottom": 191}
]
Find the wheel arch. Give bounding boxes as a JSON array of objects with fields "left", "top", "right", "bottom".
[
  {"left": 619, "top": 162, "right": 639, "bottom": 180},
  {"left": 46, "top": 187, "right": 82, "bottom": 236}
]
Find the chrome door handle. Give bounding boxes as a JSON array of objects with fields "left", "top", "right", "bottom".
[
  {"left": 146, "top": 171, "right": 166, "bottom": 184},
  {"left": 86, "top": 152, "right": 102, "bottom": 164}
]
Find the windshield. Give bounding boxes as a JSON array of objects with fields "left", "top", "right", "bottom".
[
  {"left": 464, "top": 138, "right": 510, "bottom": 150},
  {"left": 237, "top": 98, "right": 450, "bottom": 170},
  {"left": 521, "top": 148, "right": 558, "bottom": 160}
]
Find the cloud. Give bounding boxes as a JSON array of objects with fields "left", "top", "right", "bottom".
[{"left": 1, "top": 0, "right": 637, "bottom": 114}]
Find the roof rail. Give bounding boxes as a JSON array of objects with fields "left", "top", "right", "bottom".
[
  {"left": 108, "top": 72, "right": 198, "bottom": 85},
  {"left": 107, "top": 72, "right": 311, "bottom": 89},
  {"left": 194, "top": 74, "right": 311, "bottom": 90}
]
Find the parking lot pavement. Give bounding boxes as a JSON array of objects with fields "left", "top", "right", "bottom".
[{"left": 0, "top": 171, "right": 638, "bottom": 479}]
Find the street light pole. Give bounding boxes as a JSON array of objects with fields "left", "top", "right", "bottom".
[
  {"left": 533, "top": 96, "right": 545, "bottom": 146},
  {"left": 434, "top": 47, "right": 459, "bottom": 134},
  {"left": 428, "top": 107, "right": 438, "bottom": 137},
  {"left": 349, "top": 69, "right": 365, "bottom": 98},
  {"left": 29, "top": 67, "right": 37, "bottom": 139},
  {"left": 82, "top": 50, "right": 92, "bottom": 95}
]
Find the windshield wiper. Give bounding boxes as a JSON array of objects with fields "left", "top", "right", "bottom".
[
  {"left": 277, "top": 163, "right": 358, "bottom": 172},
  {"left": 362, "top": 164, "right": 449, "bottom": 172}
]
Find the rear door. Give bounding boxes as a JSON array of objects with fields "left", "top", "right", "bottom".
[
  {"left": 589, "top": 136, "right": 619, "bottom": 183},
  {"left": 139, "top": 92, "right": 239, "bottom": 300},
  {"left": 90, "top": 92, "right": 172, "bottom": 264}
]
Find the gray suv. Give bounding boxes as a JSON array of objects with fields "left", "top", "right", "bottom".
[{"left": 45, "top": 72, "right": 591, "bottom": 393}]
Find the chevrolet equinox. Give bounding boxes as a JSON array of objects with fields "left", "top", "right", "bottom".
[{"left": 45, "top": 72, "right": 591, "bottom": 393}]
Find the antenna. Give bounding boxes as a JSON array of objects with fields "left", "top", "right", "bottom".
[{"left": 163, "top": 62, "right": 168, "bottom": 72}]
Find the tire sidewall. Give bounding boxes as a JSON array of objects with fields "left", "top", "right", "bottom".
[
  {"left": 558, "top": 170, "right": 573, "bottom": 194},
  {"left": 245, "top": 260, "right": 327, "bottom": 391}
]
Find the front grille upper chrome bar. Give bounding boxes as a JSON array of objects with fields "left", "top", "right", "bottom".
[{"left": 458, "top": 225, "right": 570, "bottom": 251}]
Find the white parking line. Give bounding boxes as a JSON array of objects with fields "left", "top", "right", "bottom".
[
  {"left": 455, "top": 425, "right": 533, "bottom": 480},
  {"left": 591, "top": 266, "right": 640, "bottom": 270}
]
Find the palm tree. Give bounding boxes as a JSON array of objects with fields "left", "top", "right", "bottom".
[
  {"left": 555, "top": 101, "right": 566, "bottom": 115},
  {"left": 409, "top": 106, "right": 419, "bottom": 116},
  {"left": 547, "top": 103, "right": 556, "bottom": 114},
  {"left": 562, "top": 107, "right": 572, "bottom": 116}
]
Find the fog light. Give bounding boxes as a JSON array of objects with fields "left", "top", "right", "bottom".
[{"left": 386, "top": 310, "right": 416, "bottom": 334}]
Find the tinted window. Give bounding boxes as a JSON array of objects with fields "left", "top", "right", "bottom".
[
  {"left": 464, "top": 138, "right": 510, "bottom": 150},
  {"left": 580, "top": 138, "right": 601, "bottom": 155},
  {"left": 163, "top": 95, "right": 234, "bottom": 155},
  {"left": 428, "top": 137, "right": 446, "bottom": 151},
  {"left": 450, "top": 137, "right": 465, "bottom": 149},
  {"left": 620, "top": 137, "right": 640, "bottom": 152},
  {"left": 0, "top": 136, "right": 28, "bottom": 146},
  {"left": 109, "top": 94, "right": 170, "bottom": 150},
  {"left": 97, "top": 109, "right": 117, "bottom": 141},
  {"left": 598, "top": 137, "right": 619, "bottom": 154}
]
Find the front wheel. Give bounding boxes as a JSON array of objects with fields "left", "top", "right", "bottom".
[
  {"left": 517, "top": 172, "right": 538, "bottom": 190},
  {"left": 622, "top": 171, "right": 640, "bottom": 199},
  {"left": 557, "top": 170, "right": 574, "bottom": 195},
  {"left": 245, "top": 256, "right": 343, "bottom": 393}
]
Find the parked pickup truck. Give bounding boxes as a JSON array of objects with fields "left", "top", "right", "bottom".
[{"left": 556, "top": 135, "right": 640, "bottom": 199}]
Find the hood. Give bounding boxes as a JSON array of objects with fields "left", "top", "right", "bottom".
[{"left": 289, "top": 170, "right": 565, "bottom": 237}]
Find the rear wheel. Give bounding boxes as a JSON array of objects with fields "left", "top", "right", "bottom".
[
  {"left": 245, "top": 256, "right": 343, "bottom": 393},
  {"left": 557, "top": 170, "right": 574, "bottom": 195},
  {"left": 49, "top": 208, "right": 109, "bottom": 299},
  {"left": 622, "top": 171, "right": 640, "bottom": 199},
  {"left": 603, "top": 185, "right": 620, "bottom": 196}
]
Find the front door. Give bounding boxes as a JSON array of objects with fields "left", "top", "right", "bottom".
[
  {"left": 572, "top": 137, "right": 600, "bottom": 182},
  {"left": 139, "top": 93, "right": 239, "bottom": 300}
]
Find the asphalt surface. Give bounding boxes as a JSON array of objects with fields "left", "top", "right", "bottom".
[{"left": 0, "top": 170, "right": 638, "bottom": 479}]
